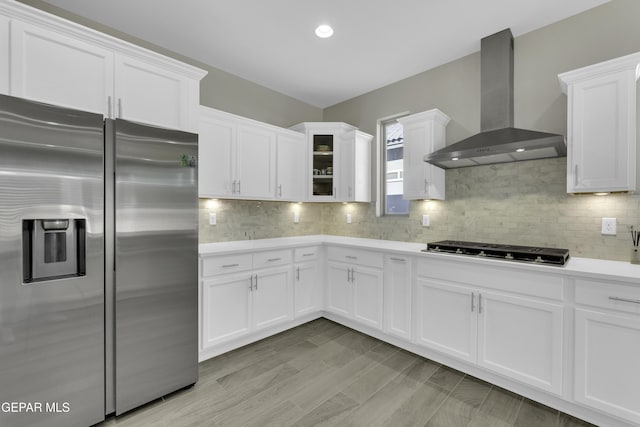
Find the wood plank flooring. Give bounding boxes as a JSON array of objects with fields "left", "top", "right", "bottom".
[{"left": 99, "top": 318, "right": 596, "bottom": 427}]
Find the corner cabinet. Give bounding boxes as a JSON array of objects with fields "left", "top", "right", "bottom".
[
  {"left": 558, "top": 52, "right": 640, "bottom": 193},
  {"left": 2, "top": 1, "right": 206, "bottom": 132},
  {"left": 290, "top": 122, "right": 372, "bottom": 202},
  {"left": 398, "top": 109, "right": 450, "bottom": 200}
]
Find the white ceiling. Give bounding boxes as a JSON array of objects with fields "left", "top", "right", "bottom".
[{"left": 41, "top": 0, "right": 610, "bottom": 108}]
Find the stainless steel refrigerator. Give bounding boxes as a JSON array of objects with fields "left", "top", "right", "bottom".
[{"left": 0, "top": 94, "right": 198, "bottom": 427}]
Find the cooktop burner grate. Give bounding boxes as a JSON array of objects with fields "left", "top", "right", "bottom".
[{"left": 424, "top": 240, "right": 570, "bottom": 266}]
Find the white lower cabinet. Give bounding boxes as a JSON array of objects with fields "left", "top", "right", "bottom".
[
  {"left": 415, "top": 278, "right": 477, "bottom": 363},
  {"left": 294, "top": 247, "right": 321, "bottom": 316},
  {"left": 202, "top": 273, "right": 251, "bottom": 348},
  {"left": 415, "top": 275, "right": 563, "bottom": 395},
  {"left": 251, "top": 266, "right": 292, "bottom": 330},
  {"left": 573, "top": 280, "right": 640, "bottom": 424},
  {"left": 326, "top": 247, "right": 383, "bottom": 329},
  {"left": 200, "top": 251, "right": 293, "bottom": 350},
  {"left": 383, "top": 255, "right": 412, "bottom": 340}
]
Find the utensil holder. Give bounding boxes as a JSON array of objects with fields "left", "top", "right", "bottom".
[{"left": 632, "top": 247, "right": 640, "bottom": 265}]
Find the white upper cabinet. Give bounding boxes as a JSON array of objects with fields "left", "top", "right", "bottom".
[
  {"left": 290, "top": 122, "right": 372, "bottom": 202},
  {"left": 114, "top": 55, "right": 196, "bottom": 131},
  {"left": 276, "top": 131, "right": 307, "bottom": 201},
  {"left": 559, "top": 52, "right": 640, "bottom": 193},
  {"left": 235, "top": 124, "right": 276, "bottom": 199},
  {"left": 199, "top": 106, "right": 297, "bottom": 200},
  {"left": 398, "top": 109, "right": 450, "bottom": 200},
  {"left": 0, "top": 13, "right": 10, "bottom": 94},
  {"left": 10, "top": 19, "right": 114, "bottom": 115},
  {"left": 2, "top": 1, "right": 206, "bottom": 131},
  {"left": 198, "top": 108, "right": 236, "bottom": 198}
]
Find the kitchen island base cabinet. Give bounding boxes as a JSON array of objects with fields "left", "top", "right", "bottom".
[{"left": 574, "top": 309, "right": 640, "bottom": 425}]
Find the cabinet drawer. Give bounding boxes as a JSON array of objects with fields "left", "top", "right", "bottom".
[
  {"left": 575, "top": 278, "right": 640, "bottom": 315},
  {"left": 201, "top": 253, "right": 253, "bottom": 277},
  {"left": 295, "top": 246, "right": 319, "bottom": 262},
  {"left": 327, "top": 246, "right": 383, "bottom": 268},
  {"left": 253, "top": 249, "right": 292, "bottom": 269}
]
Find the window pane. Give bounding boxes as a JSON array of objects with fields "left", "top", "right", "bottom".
[{"left": 383, "top": 120, "right": 409, "bottom": 215}]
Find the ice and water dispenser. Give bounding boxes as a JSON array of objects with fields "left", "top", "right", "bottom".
[{"left": 22, "top": 219, "right": 86, "bottom": 283}]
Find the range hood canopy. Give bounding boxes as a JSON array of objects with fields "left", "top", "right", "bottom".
[{"left": 424, "top": 28, "right": 566, "bottom": 169}]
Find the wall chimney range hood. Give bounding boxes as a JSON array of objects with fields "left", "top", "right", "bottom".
[{"left": 424, "top": 29, "right": 566, "bottom": 169}]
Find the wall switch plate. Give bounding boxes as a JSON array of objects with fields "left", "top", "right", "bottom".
[
  {"left": 422, "top": 214, "right": 430, "bottom": 227},
  {"left": 601, "top": 217, "right": 616, "bottom": 235},
  {"left": 294, "top": 212, "right": 300, "bottom": 223},
  {"left": 346, "top": 214, "right": 352, "bottom": 224},
  {"left": 209, "top": 212, "right": 217, "bottom": 226}
]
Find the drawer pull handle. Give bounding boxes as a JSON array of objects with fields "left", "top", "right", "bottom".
[
  {"left": 608, "top": 296, "right": 640, "bottom": 305},
  {"left": 390, "top": 257, "right": 405, "bottom": 262},
  {"left": 302, "top": 253, "right": 314, "bottom": 257},
  {"left": 267, "top": 258, "right": 282, "bottom": 262},
  {"left": 222, "top": 263, "right": 239, "bottom": 268},
  {"left": 345, "top": 256, "right": 357, "bottom": 260}
]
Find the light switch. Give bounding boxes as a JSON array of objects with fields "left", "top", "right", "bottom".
[{"left": 209, "top": 212, "right": 217, "bottom": 225}]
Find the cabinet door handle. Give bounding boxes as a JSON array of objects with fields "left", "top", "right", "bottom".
[
  {"left": 333, "top": 187, "right": 337, "bottom": 199},
  {"left": 424, "top": 179, "right": 428, "bottom": 194},
  {"left": 296, "top": 267, "right": 300, "bottom": 281},
  {"left": 609, "top": 296, "right": 640, "bottom": 305},
  {"left": 267, "top": 258, "right": 281, "bottom": 262},
  {"left": 231, "top": 180, "right": 236, "bottom": 194},
  {"left": 254, "top": 274, "right": 258, "bottom": 290},
  {"left": 574, "top": 164, "right": 578, "bottom": 187},
  {"left": 278, "top": 184, "right": 282, "bottom": 197},
  {"left": 118, "top": 98, "right": 123, "bottom": 118},
  {"left": 237, "top": 180, "right": 241, "bottom": 194},
  {"left": 389, "top": 257, "right": 405, "bottom": 262},
  {"left": 471, "top": 292, "right": 475, "bottom": 312},
  {"left": 249, "top": 275, "right": 254, "bottom": 291},
  {"left": 222, "top": 263, "right": 239, "bottom": 268},
  {"left": 478, "top": 293, "right": 483, "bottom": 314},
  {"left": 107, "top": 96, "right": 112, "bottom": 119},
  {"left": 346, "top": 268, "right": 351, "bottom": 282}
]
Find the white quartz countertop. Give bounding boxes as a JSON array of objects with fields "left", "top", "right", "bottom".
[{"left": 199, "top": 235, "right": 640, "bottom": 284}]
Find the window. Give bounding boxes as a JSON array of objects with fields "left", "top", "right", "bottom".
[{"left": 381, "top": 118, "right": 410, "bottom": 215}]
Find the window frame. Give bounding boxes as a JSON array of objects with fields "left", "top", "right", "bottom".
[{"left": 375, "top": 111, "right": 410, "bottom": 217}]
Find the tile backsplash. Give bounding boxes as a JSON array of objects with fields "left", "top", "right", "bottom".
[{"left": 199, "top": 158, "right": 640, "bottom": 262}]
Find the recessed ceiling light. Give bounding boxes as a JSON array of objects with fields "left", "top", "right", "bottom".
[{"left": 315, "top": 24, "right": 334, "bottom": 38}]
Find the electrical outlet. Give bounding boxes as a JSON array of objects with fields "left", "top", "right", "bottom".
[
  {"left": 346, "top": 214, "right": 352, "bottom": 224},
  {"left": 209, "top": 212, "right": 217, "bottom": 226},
  {"left": 601, "top": 217, "right": 616, "bottom": 235},
  {"left": 422, "top": 214, "right": 430, "bottom": 227},
  {"left": 293, "top": 212, "right": 300, "bottom": 223}
]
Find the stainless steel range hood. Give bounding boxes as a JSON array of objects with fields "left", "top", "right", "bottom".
[{"left": 424, "top": 29, "right": 566, "bottom": 169}]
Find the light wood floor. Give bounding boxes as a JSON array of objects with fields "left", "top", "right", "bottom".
[{"left": 100, "top": 318, "right": 596, "bottom": 427}]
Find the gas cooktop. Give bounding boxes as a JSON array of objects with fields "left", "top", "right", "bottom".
[{"left": 424, "top": 240, "right": 570, "bottom": 266}]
